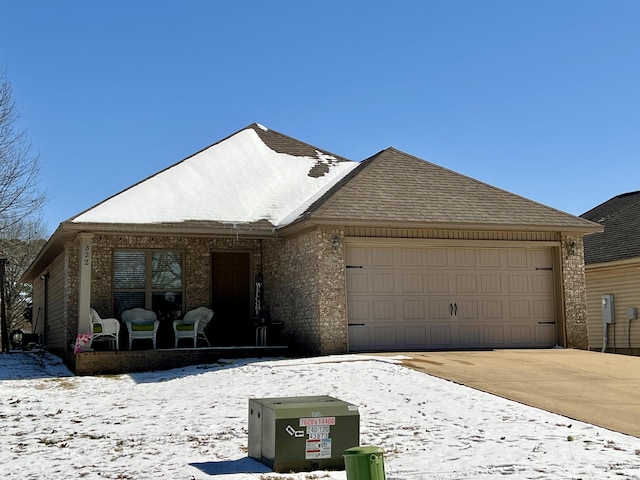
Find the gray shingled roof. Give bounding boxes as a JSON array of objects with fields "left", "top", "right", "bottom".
[
  {"left": 301, "top": 147, "right": 600, "bottom": 231},
  {"left": 249, "top": 124, "right": 351, "bottom": 165},
  {"left": 581, "top": 191, "right": 640, "bottom": 264}
]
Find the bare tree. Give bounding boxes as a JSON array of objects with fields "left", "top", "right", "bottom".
[
  {"left": 0, "top": 70, "right": 46, "bottom": 350},
  {"left": 0, "top": 218, "right": 47, "bottom": 343},
  {"left": 0, "top": 70, "right": 45, "bottom": 230}
]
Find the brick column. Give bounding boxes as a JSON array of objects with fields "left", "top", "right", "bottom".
[
  {"left": 561, "top": 235, "right": 588, "bottom": 349},
  {"left": 77, "top": 233, "right": 94, "bottom": 334}
]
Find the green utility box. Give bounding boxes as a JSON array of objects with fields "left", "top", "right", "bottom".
[{"left": 248, "top": 396, "right": 360, "bottom": 472}]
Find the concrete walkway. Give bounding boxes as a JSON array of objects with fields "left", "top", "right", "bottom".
[{"left": 379, "top": 349, "right": 640, "bottom": 437}]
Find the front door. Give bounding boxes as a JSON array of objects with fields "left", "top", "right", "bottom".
[{"left": 211, "top": 252, "right": 251, "bottom": 345}]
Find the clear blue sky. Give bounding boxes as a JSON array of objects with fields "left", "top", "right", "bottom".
[{"left": 1, "top": 1, "right": 639, "bottom": 235}]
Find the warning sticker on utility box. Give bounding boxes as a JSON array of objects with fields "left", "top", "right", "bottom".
[
  {"left": 306, "top": 425, "right": 331, "bottom": 439},
  {"left": 299, "top": 417, "right": 336, "bottom": 427},
  {"left": 305, "top": 437, "right": 332, "bottom": 459}
]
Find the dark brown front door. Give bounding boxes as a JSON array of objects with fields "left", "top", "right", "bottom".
[{"left": 211, "top": 252, "right": 251, "bottom": 345}]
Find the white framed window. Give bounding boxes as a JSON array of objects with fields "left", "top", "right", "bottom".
[{"left": 113, "top": 250, "right": 183, "bottom": 321}]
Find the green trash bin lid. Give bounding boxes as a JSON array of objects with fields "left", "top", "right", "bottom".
[{"left": 343, "top": 446, "right": 384, "bottom": 456}]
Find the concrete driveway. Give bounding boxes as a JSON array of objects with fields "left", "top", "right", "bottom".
[{"left": 378, "top": 349, "right": 640, "bottom": 437}]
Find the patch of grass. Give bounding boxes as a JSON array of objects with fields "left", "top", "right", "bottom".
[
  {"left": 260, "top": 472, "right": 332, "bottom": 479},
  {"left": 36, "top": 378, "right": 77, "bottom": 390},
  {"left": 80, "top": 432, "right": 108, "bottom": 440}
]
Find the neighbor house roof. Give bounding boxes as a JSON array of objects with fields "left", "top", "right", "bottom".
[
  {"left": 581, "top": 191, "right": 640, "bottom": 265},
  {"left": 295, "top": 147, "right": 601, "bottom": 232}
]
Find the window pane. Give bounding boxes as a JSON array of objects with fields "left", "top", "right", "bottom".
[
  {"left": 152, "top": 251, "right": 183, "bottom": 289},
  {"left": 114, "top": 251, "right": 146, "bottom": 289},
  {"left": 114, "top": 292, "right": 145, "bottom": 318}
]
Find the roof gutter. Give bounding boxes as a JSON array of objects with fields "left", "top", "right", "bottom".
[
  {"left": 21, "top": 220, "right": 281, "bottom": 283},
  {"left": 278, "top": 217, "right": 604, "bottom": 237}
]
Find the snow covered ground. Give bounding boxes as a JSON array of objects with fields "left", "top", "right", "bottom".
[{"left": 1, "top": 352, "right": 640, "bottom": 480}]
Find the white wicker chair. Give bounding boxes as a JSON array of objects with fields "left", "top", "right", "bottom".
[
  {"left": 121, "top": 308, "right": 160, "bottom": 350},
  {"left": 173, "top": 307, "right": 214, "bottom": 348},
  {"left": 89, "top": 308, "right": 120, "bottom": 350}
]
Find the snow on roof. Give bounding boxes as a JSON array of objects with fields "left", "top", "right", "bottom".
[{"left": 71, "top": 127, "right": 359, "bottom": 227}]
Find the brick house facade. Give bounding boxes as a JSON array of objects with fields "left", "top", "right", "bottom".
[{"left": 22, "top": 124, "right": 601, "bottom": 368}]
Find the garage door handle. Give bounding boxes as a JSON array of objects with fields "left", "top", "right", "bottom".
[{"left": 348, "top": 323, "right": 366, "bottom": 327}]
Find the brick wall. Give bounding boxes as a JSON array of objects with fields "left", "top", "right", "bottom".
[
  {"left": 561, "top": 235, "right": 588, "bottom": 349},
  {"left": 263, "top": 228, "right": 347, "bottom": 355},
  {"left": 88, "top": 234, "right": 262, "bottom": 313},
  {"left": 61, "top": 235, "right": 264, "bottom": 348},
  {"left": 60, "top": 229, "right": 589, "bottom": 357}
]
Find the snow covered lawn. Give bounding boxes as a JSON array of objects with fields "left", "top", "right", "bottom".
[{"left": 1, "top": 352, "right": 640, "bottom": 479}]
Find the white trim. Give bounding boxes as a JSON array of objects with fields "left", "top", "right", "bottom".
[
  {"left": 77, "top": 233, "right": 94, "bottom": 335},
  {"left": 344, "top": 236, "right": 560, "bottom": 249}
]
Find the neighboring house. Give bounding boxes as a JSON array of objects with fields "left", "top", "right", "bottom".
[
  {"left": 22, "top": 123, "right": 601, "bottom": 362},
  {"left": 581, "top": 191, "right": 640, "bottom": 354}
]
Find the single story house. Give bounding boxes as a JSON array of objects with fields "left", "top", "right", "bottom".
[
  {"left": 22, "top": 123, "right": 601, "bottom": 369},
  {"left": 581, "top": 191, "right": 640, "bottom": 354}
]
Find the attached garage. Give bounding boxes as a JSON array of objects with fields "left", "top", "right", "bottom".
[
  {"left": 23, "top": 124, "right": 602, "bottom": 366},
  {"left": 346, "top": 240, "right": 560, "bottom": 351}
]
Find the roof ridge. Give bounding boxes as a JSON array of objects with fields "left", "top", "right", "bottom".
[
  {"left": 248, "top": 124, "right": 352, "bottom": 163},
  {"left": 596, "top": 195, "right": 640, "bottom": 224},
  {"left": 581, "top": 190, "right": 640, "bottom": 223}
]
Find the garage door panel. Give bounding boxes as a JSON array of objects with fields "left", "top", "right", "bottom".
[
  {"left": 348, "top": 325, "right": 370, "bottom": 349},
  {"left": 373, "top": 299, "right": 395, "bottom": 319},
  {"left": 455, "top": 249, "right": 477, "bottom": 267},
  {"left": 480, "top": 274, "right": 503, "bottom": 293},
  {"left": 404, "top": 326, "right": 427, "bottom": 346},
  {"left": 507, "top": 249, "right": 529, "bottom": 267},
  {"left": 374, "top": 326, "right": 397, "bottom": 346},
  {"left": 371, "top": 247, "right": 393, "bottom": 266},
  {"left": 426, "top": 248, "right": 449, "bottom": 266},
  {"left": 536, "top": 324, "right": 556, "bottom": 344},
  {"left": 456, "top": 300, "right": 478, "bottom": 320},
  {"left": 481, "top": 299, "right": 503, "bottom": 319},
  {"left": 347, "top": 244, "right": 556, "bottom": 351},
  {"left": 430, "top": 326, "right": 452, "bottom": 346},
  {"left": 509, "top": 300, "right": 531, "bottom": 319},
  {"left": 346, "top": 247, "right": 368, "bottom": 266},
  {"left": 459, "top": 326, "right": 481, "bottom": 345},
  {"left": 347, "top": 299, "right": 369, "bottom": 321},
  {"left": 401, "top": 248, "right": 423, "bottom": 266},
  {"left": 455, "top": 274, "right": 478, "bottom": 293},
  {"left": 508, "top": 274, "right": 530, "bottom": 293},
  {"left": 402, "top": 274, "right": 424, "bottom": 293},
  {"left": 428, "top": 299, "right": 451, "bottom": 320},
  {"left": 372, "top": 273, "right": 394, "bottom": 293},
  {"left": 347, "top": 273, "right": 368, "bottom": 293},
  {"left": 531, "top": 274, "right": 553, "bottom": 294},
  {"left": 483, "top": 325, "right": 505, "bottom": 344},
  {"left": 533, "top": 299, "right": 554, "bottom": 320},
  {"left": 403, "top": 300, "right": 425, "bottom": 319},
  {"left": 479, "top": 249, "right": 501, "bottom": 267},
  {"left": 427, "top": 274, "right": 450, "bottom": 293},
  {"left": 530, "top": 249, "right": 553, "bottom": 268},
  {"left": 511, "top": 325, "right": 532, "bottom": 344}
]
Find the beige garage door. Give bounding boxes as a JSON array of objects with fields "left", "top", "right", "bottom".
[{"left": 346, "top": 243, "right": 557, "bottom": 351}]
